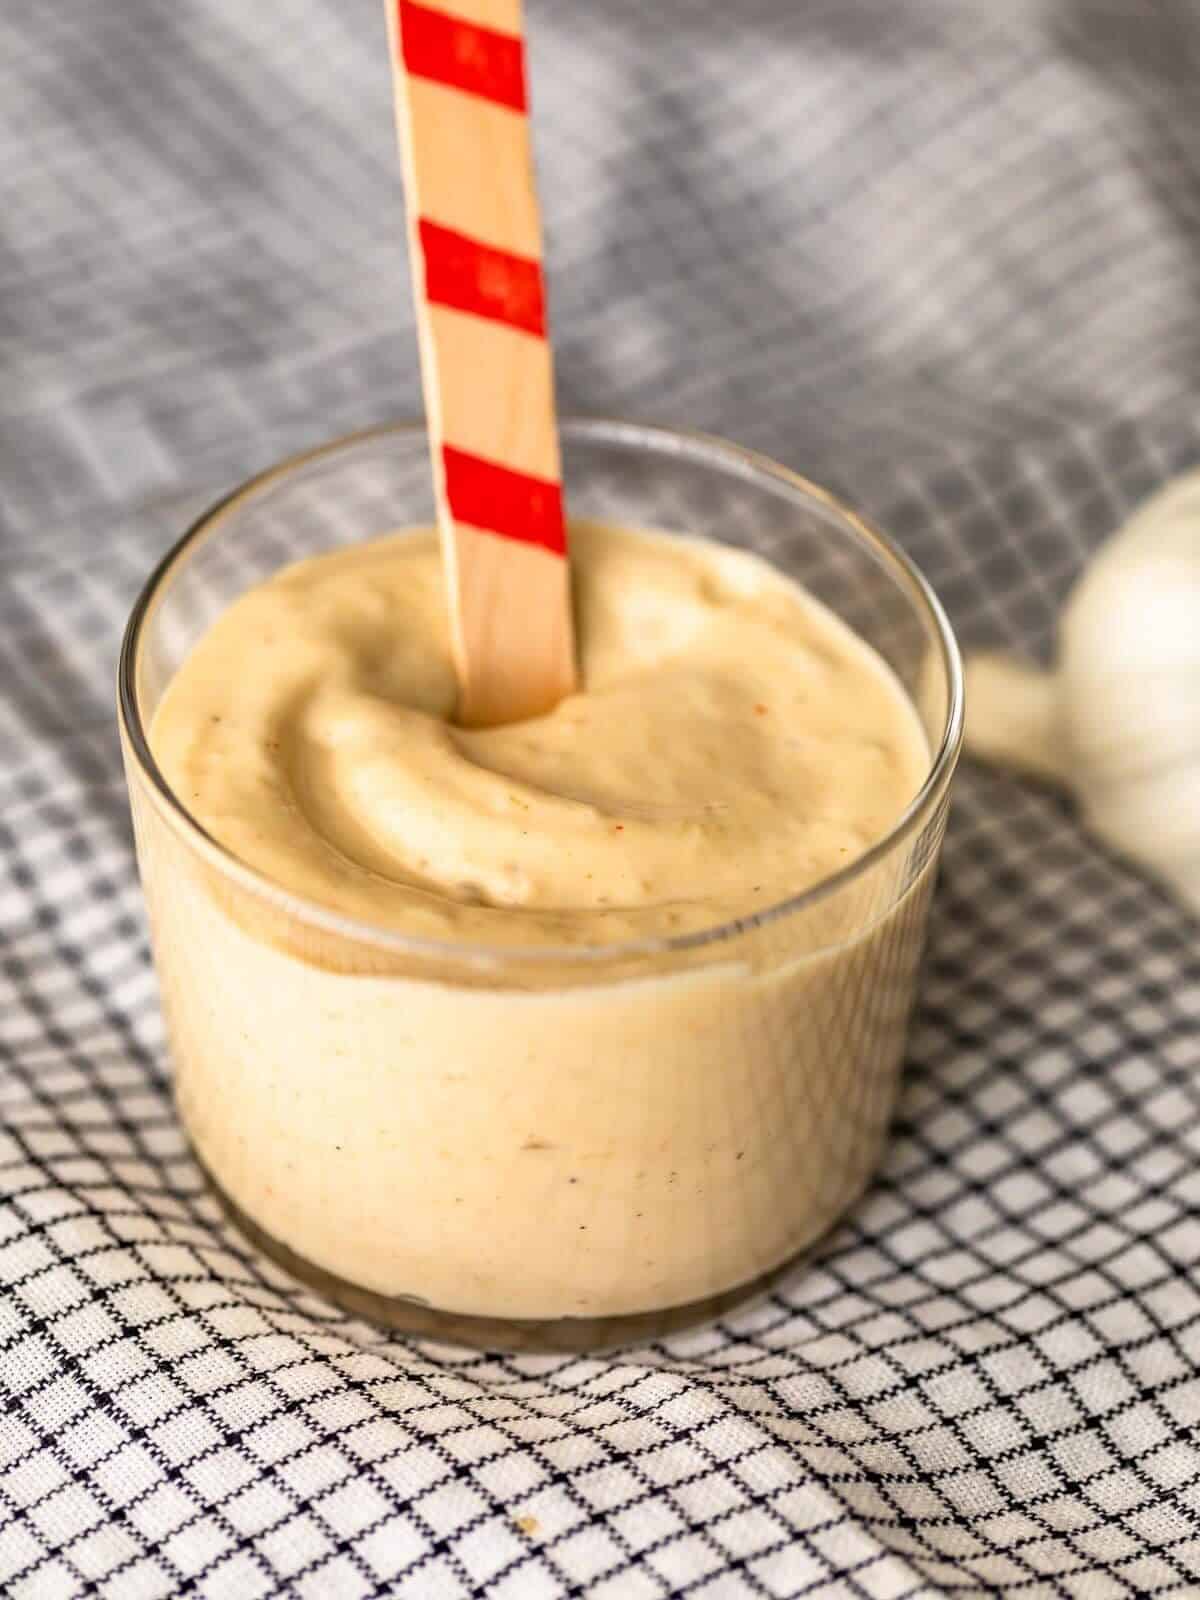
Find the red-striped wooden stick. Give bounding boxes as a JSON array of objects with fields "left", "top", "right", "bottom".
[{"left": 385, "top": 0, "right": 576, "bottom": 726}]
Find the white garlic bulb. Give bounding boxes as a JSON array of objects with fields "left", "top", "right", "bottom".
[{"left": 965, "top": 468, "right": 1200, "bottom": 913}]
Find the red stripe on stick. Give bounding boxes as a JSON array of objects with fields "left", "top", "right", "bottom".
[
  {"left": 442, "top": 446, "right": 566, "bottom": 555},
  {"left": 419, "top": 220, "right": 546, "bottom": 336},
  {"left": 397, "top": 1, "right": 527, "bottom": 111}
]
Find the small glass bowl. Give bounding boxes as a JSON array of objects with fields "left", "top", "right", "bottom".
[{"left": 118, "top": 420, "right": 963, "bottom": 1352}]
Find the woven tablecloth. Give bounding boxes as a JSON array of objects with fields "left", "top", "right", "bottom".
[{"left": 4, "top": 3, "right": 1200, "bottom": 1595}]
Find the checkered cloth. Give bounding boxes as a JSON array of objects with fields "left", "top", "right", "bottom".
[{"left": 4, "top": 2, "right": 1200, "bottom": 1595}]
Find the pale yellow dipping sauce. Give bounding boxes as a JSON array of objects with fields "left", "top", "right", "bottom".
[
  {"left": 137, "top": 522, "right": 934, "bottom": 1326},
  {"left": 151, "top": 522, "right": 927, "bottom": 947}
]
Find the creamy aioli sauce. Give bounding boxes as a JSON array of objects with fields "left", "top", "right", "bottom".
[
  {"left": 151, "top": 522, "right": 926, "bottom": 945},
  {"left": 137, "top": 523, "right": 934, "bottom": 1323}
]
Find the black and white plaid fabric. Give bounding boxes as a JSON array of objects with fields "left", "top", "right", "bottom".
[{"left": 4, "top": 3, "right": 1200, "bottom": 1595}]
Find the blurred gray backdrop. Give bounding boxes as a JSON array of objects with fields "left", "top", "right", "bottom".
[{"left": 5, "top": 0, "right": 1200, "bottom": 541}]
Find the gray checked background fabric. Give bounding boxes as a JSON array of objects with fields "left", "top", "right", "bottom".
[{"left": 4, "top": 2, "right": 1200, "bottom": 1595}]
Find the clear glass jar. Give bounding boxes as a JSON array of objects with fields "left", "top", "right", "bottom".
[{"left": 118, "top": 420, "right": 963, "bottom": 1351}]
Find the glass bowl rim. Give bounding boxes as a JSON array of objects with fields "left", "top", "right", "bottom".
[{"left": 117, "top": 417, "right": 964, "bottom": 969}]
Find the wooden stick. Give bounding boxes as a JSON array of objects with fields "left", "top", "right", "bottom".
[{"left": 385, "top": 0, "right": 577, "bottom": 726}]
